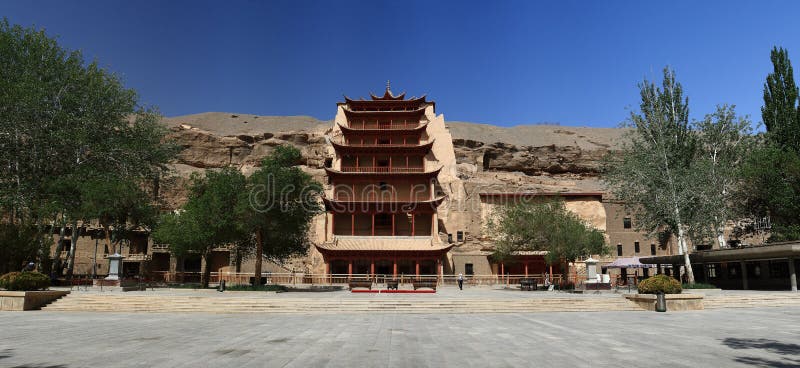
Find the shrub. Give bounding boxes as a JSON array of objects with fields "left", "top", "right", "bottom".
[
  {"left": 0, "top": 272, "right": 51, "bottom": 291},
  {"left": 637, "top": 274, "right": 682, "bottom": 294}
]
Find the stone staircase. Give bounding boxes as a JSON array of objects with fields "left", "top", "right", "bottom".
[
  {"left": 703, "top": 293, "right": 800, "bottom": 309},
  {"left": 41, "top": 294, "right": 642, "bottom": 314}
]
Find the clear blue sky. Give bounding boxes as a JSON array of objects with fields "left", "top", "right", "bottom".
[{"left": 2, "top": 1, "right": 799, "bottom": 128}]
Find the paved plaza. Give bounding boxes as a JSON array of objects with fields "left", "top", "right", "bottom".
[{"left": 1, "top": 306, "right": 799, "bottom": 368}]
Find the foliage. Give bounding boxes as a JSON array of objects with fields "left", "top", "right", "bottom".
[
  {"left": 738, "top": 47, "right": 800, "bottom": 241},
  {"left": 153, "top": 167, "right": 247, "bottom": 288},
  {"left": 489, "top": 199, "right": 608, "bottom": 265},
  {"left": 682, "top": 282, "right": 716, "bottom": 289},
  {"left": 637, "top": 274, "right": 682, "bottom": 294},
  {"left": 0, "top": 224, "right": 41, "bottom": 275},
  {"left": 238, "top": 145, "right": 323, "bottom": 282},
  {"left": 0, "top": 271, "right": 50, "bottom": 291},
  {"left": 762, "top": 46, "right": 800, "bottom": 151},
  {"left": 0, "top": 18, "right": 178, "bottom": 276}
]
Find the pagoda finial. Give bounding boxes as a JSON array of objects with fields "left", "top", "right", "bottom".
[{"left": 386, "top": 80, "right": 391, "bottom": 92}]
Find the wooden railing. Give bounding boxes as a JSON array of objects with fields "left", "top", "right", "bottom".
[
  {"left": 339, "top": 167, "right": 425, "bottom": 173},
  {"left": 345, "top": 123, "right": 422, "bottom": 130}
]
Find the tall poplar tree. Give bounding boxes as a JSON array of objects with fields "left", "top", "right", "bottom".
[
  {"left": 762, "top": 47, "right": 800, "bottom": 151},
  {"left": 604, "top": 67, "right": 698, "bottom": 284}
]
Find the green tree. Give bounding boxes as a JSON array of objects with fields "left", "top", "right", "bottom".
[
  {"left": 738, "top": 47, "right": 800, "bottom": 241},
  {"left": 0, "top": 19, "right": 177, "bottom": 276},
  {"left": 153, "top": 168, "right": 247, "bottom": 288},
  {"left": 762, "top": 47, "right": 799, "bottom": 151},
  {"left": 692, "top": 105, "right": 752, "bottom": 248},
  {"left": 490, "top": 199, "right": 608, "bottom": 272},
  {"left": 239, "top": 145, "right": 323, "bottom": 285},
  {"left": 604, "top": 67, "right": 699, "bottom": 283}
]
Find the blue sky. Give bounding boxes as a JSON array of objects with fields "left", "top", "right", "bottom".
[{"left": 2, "top": 1, "right": 799, "bottom": 128}]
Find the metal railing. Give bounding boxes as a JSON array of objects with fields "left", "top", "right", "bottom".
[{"left": 145, "top": 272, "right": 565, "bottom": 287}]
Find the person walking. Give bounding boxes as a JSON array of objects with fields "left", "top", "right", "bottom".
[{"left": 457, "top": 273, "right": 464, "bottom": 290}]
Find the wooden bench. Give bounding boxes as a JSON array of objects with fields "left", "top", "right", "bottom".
[
  {"left": 348, "top": 278, "right": 373, "bottom": 290},
  {"left": 412, "top": 278, "right": 437, "bottom": 290},
  {"left": 386, "top": 280, "right": 399, "bottom": 290},
  {"left": 520, "top": 278, "right": 536, "bottom": 291}
]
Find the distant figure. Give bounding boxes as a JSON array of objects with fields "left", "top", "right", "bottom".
[{"left": 457, "top": 273, "right": 464, "bottom": 290}]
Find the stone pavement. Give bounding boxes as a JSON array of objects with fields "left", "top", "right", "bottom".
[{"left": 1, "top": 307, "right": 799, "bottom": 368}]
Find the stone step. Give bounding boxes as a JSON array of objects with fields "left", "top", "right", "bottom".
[{"left": 42, "top": 294, "right": 639, "bottom": 313}]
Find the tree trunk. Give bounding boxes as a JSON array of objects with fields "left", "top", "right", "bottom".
[
  {"left": 52, "top": 223, "right": 67, "bottom": 278},
  {"left": 254, "top": 229, "right": 263, "bottom": 286},
  {"left": 676, "top": 225, "right": 696, "bottom": 284},
  {"left": 201, "top": 251, "right": 211, "bottom": 289},
  {"left": 65, "top": 219, "right": 80, "bottom": 280}
]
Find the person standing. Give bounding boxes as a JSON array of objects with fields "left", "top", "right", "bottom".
[{"left": 457, "top": 273, "right": 464, "bottom": 290}]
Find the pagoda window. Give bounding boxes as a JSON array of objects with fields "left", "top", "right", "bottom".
[
  {"left": 379, "top": 182, "right": 389, "bottom": 191},
  {"left": 377, "top": 159, "right": 389, "bottom": 167},
  {"left": 378, "top": 138, "right": 390, "bottom": 145}
]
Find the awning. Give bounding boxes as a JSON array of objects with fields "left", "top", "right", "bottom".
[{"left": 603, "top": 256, "right": 657, "bottom": 269}]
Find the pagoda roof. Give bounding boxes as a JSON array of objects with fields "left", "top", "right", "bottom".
[
  {"left": 322, "top": 196, "right": 446, "bottom": 213},
  {"left": 337, "top": 121, "right": 428, "bottom": 135},
  {"left": 331, "top": 139, "right": 435, "bottom": 154},
  {"left": 325, "top": 166, "right": 442, "bottom": 179},
  {"left": 316, "top": 237, "right": 453, "bottom": 253}
]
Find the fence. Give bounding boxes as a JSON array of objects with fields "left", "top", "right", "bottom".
[{"left": 144, "top": 272, "right": 566, "bottom": 287}]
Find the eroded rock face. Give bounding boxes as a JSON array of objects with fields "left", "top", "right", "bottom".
[{"left": 454, "top": 140, "right": 608, "bottom": 176}]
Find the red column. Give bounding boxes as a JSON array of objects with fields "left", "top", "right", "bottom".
[
  {"left": 351, "top": 214, "right": 355, "bottom": 236},
  {"left": 411, "top": 213, "right": 415, "bottom": 236},
  {"left": 392, "top": 213, "right": 396, "bottom": 236},
  {"left": 415, "top": 259, "right": 420, "bottom": 279},
  {"left": 549, "top": 265, "right": 553, "bottom": 283},
  {"left": 393, "top": 259, "right": 398, "bottom": 278},
  {"left": 524, "top": 263, "right": 529, "bottom": 277},
  {"left": 370, "top": 259, "right": 375, "bottom": 277},
  {"left": 389, "top": 156, "right": 392, "bottom": 170},
  {"left": 371, "top": 214, "right": 375, "bottom": 236},
  {"left": 356, "top": 156, "right": 359, "bottom": 168},
  {"left": 348, "top": 260, "right": 353, "bottom": 277}
]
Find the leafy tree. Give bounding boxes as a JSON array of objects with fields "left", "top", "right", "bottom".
[
  {"left": 762, "top": 47, "right": 799, "bottom": 151},
  {"left": 490, "top": 199, "right": 608, "bottom": 271},
  {"left": 692, "top": 105, "right": 752, "bottom": 248},
  {"left": 239, "top": 145, "right": 322, "bottom": 285},
  {"left": 0, "top": 19, "right": 177, "bottom": 276},
  {"left": 604, "top": 67, "right": 699, "bottom": 283},
  {"left": 738, "top": 47, "right": 800, "bottom": 241},
  {"left": 153, "top": 168, "right": 246, "bottom": 288}
]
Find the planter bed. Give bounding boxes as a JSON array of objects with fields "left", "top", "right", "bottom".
[{"left": 0, "top": 290, "right": 70, "bottom": 311}]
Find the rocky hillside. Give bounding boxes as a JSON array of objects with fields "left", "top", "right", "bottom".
[{"left": 158, "top": 112, "right": 626, "bottom": 207}]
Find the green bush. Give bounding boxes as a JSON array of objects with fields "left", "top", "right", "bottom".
[
  {"left": 0, "top": 272, "right": 50, "bottom": 291},
  {"left": 637, "top": 274, "right": 682, "bottom": 294},
  {"left": 682, "top": 282, "right": 717, "bottom": 289}
]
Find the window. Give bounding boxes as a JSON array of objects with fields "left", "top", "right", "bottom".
[
  {"left": 447, "top": 234, "right": 453, "bottom": 243},
  {"left": 617, "top": 244, "right": 623, "bottom": 256},
  {"left": 377, "top": 159, "right": 389, "bottom": 167},
  {"left": 706, "top": 264, "right": 718, "bottom": 279},
  {"left": 728, "top": 263, "right": 740, "bottom": 279},
  {"left": 650, "top": 243, "right": 656, "bottom": 255},
  {"left": 634, "top": 241, "right": 640, "bottom": 253},
  {"left": 375, "top": 214, "right": 391, "bottom": 226},
  {"left": 623, "top": 217, "right": 632, "bottom": 229},
  {"left": 378, "top": 181, "right": 389, "bottom": 191},
  {"left": 378, "top": 138, "right": 390, "bottom": 145},
  {"left": 465, "top": 263, "right": 474, "bottom": 275},
  {"left": 456, "top": 231, "right": 464, "bottom": 242}
]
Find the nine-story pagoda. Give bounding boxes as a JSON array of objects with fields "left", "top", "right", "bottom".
[{"left": 316, "top": 83, "right": 452, "bottom": 279}]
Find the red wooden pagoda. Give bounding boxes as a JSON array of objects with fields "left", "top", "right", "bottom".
[{"left": 316, "top": 84, "right": 452, "bottom": 278}]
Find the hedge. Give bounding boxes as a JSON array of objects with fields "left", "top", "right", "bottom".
[
  {"left": 637, "top": 274, "right": 682, "bottom": 294},
  {"left": 0, "top": 271, "right": 51, "bottom": 291}
]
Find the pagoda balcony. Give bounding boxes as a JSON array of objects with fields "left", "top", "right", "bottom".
[
  {"left": 331, "top": 139, "right": 434, "bottom": 154},
  {"left": 337, "top": 121, "right": 428, "bottom": 134},
  {"left": 339, "top": 167, "right": 424, "bottom": 173}
]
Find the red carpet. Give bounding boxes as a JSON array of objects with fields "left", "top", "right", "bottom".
[{"left": 350, "top": 289, "right": 436, "bottom": 294}]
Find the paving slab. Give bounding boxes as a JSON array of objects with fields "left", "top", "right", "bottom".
[{"left": 1, "top": 307, "right": 799, "bottom": 367}]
